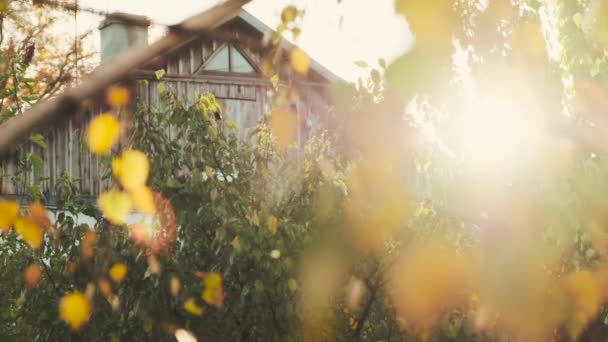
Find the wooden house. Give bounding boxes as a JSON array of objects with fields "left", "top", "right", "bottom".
[{"left": 0, "top": 9, "right": 339, "bottom": 204}]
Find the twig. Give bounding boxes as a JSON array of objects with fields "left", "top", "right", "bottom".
[
  {"left": 264, "top": 288, "right": 286, "bottom": 337},
  {"left": 353, "top": 282, "right": 378, "bottom": 338},
  {"left": 0, "top": 16, "right": 4, "bottom": 47}
]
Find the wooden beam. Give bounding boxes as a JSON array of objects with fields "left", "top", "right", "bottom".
[
  {"left": 134, "top": 70, "right": 334, "bottom": 89},
  {"left": 0, "top": 0, "right": 249, "bottom": 157}
]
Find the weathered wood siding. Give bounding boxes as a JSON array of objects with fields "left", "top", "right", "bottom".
[
  {"left": 156, "top": 30, "right": 331, "bottom": 141},
  {"left": 135, "top": 77, "right": 271, "bottom": 139},
  {"left": 1, "top": 19, "right": 331, "bottom": 199},
  {"left": 1, "top": 112, "right": 111, "bottom": 199}
]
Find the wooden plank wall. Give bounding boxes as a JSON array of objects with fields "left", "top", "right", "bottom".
[
  {"left": 136, "top": 78, "right": 269, "bottom": 139},
  {"left": 0, "top": 112, "right": 111, "bottom": 200},
  {"left": 2, "top": 29, "right": 330, "bottom": 199}
]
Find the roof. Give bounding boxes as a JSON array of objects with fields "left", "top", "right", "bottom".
[
  {"left": 226, "top": 9, "right": 344, "bottom": 83},
  {"left": 156, "top": 8, "right": 344, "bottom": 84},
  {"left": 100, "top": 8, "right": 344, "bottom": 84}
]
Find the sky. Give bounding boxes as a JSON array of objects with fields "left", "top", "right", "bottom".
[{"left": 69, "top": 0, "right": 412, "bottom": 81}]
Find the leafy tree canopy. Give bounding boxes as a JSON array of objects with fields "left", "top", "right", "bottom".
[{"left": 4, "top": 1, "right": 608, "bottom": 341}]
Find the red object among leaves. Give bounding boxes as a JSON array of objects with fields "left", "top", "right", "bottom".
[{"left": 130, "top": 191, "right": 176, "bottom": 254}]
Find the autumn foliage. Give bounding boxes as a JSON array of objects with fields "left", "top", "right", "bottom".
[{"left": 5, "top": 1, "right": 608, "bottom": 341}]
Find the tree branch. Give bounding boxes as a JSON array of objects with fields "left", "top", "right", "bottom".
[
  {"left": 353, "top": 279, "right": 379, "bottom": 338},
  {"left": 0, "top": 16, "right": 4, "bottom": 47}
]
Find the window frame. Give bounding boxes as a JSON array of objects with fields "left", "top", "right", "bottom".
[{"left": 199, "top": 44, "right": 259, "bottom": 76}]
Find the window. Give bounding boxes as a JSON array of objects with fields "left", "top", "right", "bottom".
[{"left": 203, "top": 45, "right": 256, "bottom": 74}]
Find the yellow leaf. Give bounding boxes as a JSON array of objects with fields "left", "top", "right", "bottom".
[
  {"left": 349, "top": 316, "right": 358, "bottom": 330},
  {"left": 394, "top": 0, "right": 456, "bottom": 51},
  {"left": 106, "top": 85, "right": 130, "bottom": 107},
  {"left": 270, "top": 74, "right": 279, "bottom": 89},
  {"left": 267, "top": 215, "right": 278, "bottom": 235},
  {"left": 249, "top": 211, "right": 260, "bottom": 227},
  {"left": 573, "top": 12, "right": 583, "bottom": 29},
  {"left": 143, "top": 319, "right": 153, "bottom": 333},
  {"left": 130, "top": 186, "right": 155, "bottom": 215},
  {"left": 84, "top": 283, "right": 96, "bottom": 299},
  {"left": 109, "top": 263, "right": 128, "bottom": 284},
  {"left": 14, "top": 218, "right": 43, "bottom": 249},
  {"left": 110, "top": 295, "right": 120, "bottom": 311},
  {"left": 269, "top": 108, "right": 297, "bottom": 148},
  {"left": 147, "top": 255, "right": 161, "bottom": 274},
  {"left": 115, "top": 150, "right": 149, "bottom": 191},
  {"left": 290, "top": 48, "right": 309, "bottom": 75},
  {"left": 564, "top": 270, "right": 601, "bottom": 324},
  {"left": 204, "top": 272, "right": 222, "bottom": 289},
  {"left": 387, "top": 243, "right": 473, "bottom": 328},
  {"left": 281, "top": 5, "right": 298, "bottom": 23},
  {"left": 183, "top": 297, "right": 204, "bottom": 316},
  {"left": 59, "top": 291, "right": 90, "bottom": 330},
  {"left": 170, "top": 276, "right": 181, "bottom": 297},
  {"left": 175, "top": 329, "right": 198, "bottom": 342},
  {"left": 231, "top": 236, "right": 241, "bottom": 252},
  {"left": 205, "top": 166, "right": 214, "bottom": 179},
  {"left": 0, "top": 200, "right": 19, "bottom": 233},
  {"left": 86, "top": 114, "right": 120, "bottom": 155},
  {"left": 202, "top": 272, "right": 224, "bottom": 308},
  {"left": 288, "top": 278, "right": 298, "bottom": 292},
  {"left": 111, "top": 157, "right": 122, "bottom": 178},
  {"left": 98, "top": 190, "right": 132, "bottom": 225}
]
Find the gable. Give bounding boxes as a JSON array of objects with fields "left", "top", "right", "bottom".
[
  {"left": 162, "top": 23, "right": 263, "bottom": 77},
  {"left": 159, "top": 10, "right": 342, "bottom": 84}
]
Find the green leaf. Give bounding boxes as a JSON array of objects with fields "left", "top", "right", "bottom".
[
  {"left": 379, "top": 58, "right": 387, "bottom": 69},
  {"left": 29, "top": 134, "right": 47, "bottom": 149},
  {"left": 191, "top": 172, "right": 203, "bottom": 186},
  {"left": 22, "top": 95, "right": 38, "bottom": 102},
  {"left": 166, "top": 177, "right": 181, "bottom": 188},
  {"left": 371, "top": 69, "right": 381, "bottom": 84},
  {"left": 29, "top": 153, "right": 43, "bottom": 172},
  {"left": 291, "top": 27, "right": 301, "bottom": 40},
  {"left": 354, "top": 60, "right": 368, "bottom": 68},
  {"left": 157, "top": 82, "right": 166, "bottom": 94},
  {"left": 155, "top": 69, "right": 166, "bottom": 80},
  {"left": 585, "top": 248, "right": 597, "bottom": 261}
]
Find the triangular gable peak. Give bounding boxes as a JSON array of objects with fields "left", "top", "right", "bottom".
[{"left": 159, "top": 10, "right": 341, "bottom": 84}]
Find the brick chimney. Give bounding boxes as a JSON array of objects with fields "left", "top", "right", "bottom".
[{"left": 99, "top": 12, "right": 151, "bottom": 63}]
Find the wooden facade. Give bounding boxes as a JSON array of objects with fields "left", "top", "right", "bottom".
[{"left": 0, "top": 10, "right": 336, "bottom": 202}]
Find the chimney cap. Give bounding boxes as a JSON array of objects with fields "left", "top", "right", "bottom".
[{"left": 99, "top": 12, "right": 151, "bottom": 30}]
